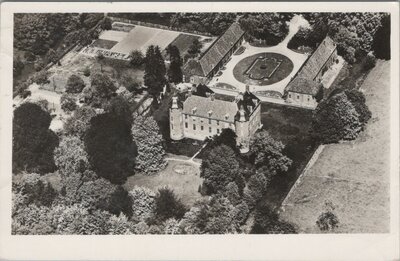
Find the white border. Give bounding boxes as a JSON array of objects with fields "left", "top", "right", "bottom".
[{"left": 0, "top": 2, "right": 399, "bottom": 260}]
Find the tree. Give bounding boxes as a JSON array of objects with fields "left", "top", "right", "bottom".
[
  {"left": 144, "top": 45, "right": 166, "bottom": 100},
  {"left": 180, "top": 195, "right": 239, "bottom": 234},
  {"left": 46, "top": 48, "right": 58, "bottom": 64},
  {"left": 65, "top": 74, "right": 85, "bottom": 93},
  {"left": 344, "top": 89, "right": 372, "bottom": 125},
  {"left": 251, "top": 203, "right": 297, "bottom": 234},
  {"left": 60, "top": 93, "right": 77, "bottom": 113},
  {"left": 243, "top": 172, "right": 269, "bottom": 208},
  {"left": 316, "top": 201, "right": 339, "bottom": 232},
  {"left": 200, "top": 145, "right": 241, "bottom": 194},
  {"left": 154, "top": 187, "right": 186, "bottom": 222},
  {"left": 167, "top": 45, "right": 183, "bottom": 84},
  {"left": 13, "top": 102, "right": 59, "bottom": 174},
  {"left": 13, "top": 173, "right": 57, "bottom": 207},
  {"left": 84, "top": 73, "right": 117, "bottom": 107},
  {"left": 187, "top": 38, "right": 202, "bottom": 57},
  {"left": 129, "top": 186, "right": 156, "bottom": 222},
  {"left": 54, "top": 135, "right": 90, "bottom": 177},
  {"left": 312, "top": 92, "right": 364, "bottom": 144},
  {"left": 32, "top": 70, "right": 50, "bottom": 85},
  {"left": 102, "top": 17, "right": 112, "bottom": 30},
  {"left": 13, "top": 56, "right": 25, "bottom": 78},
  {"left": 206, "top": 128, "right": 238, "bottom": 153},
  {"left": 84, "top": 112, "right": 137, "bottom": 184},
  {"left": 64, "top": 106, "right": 97, "bottom": 138},
  {"left": 223, "top": 182, "right": 241, "bottom": 206},
  {"left": 129, "top": 50, "right": 144, "bottom": 67},
  {"left": 372, "top": 14, "right": 390, "bottom": 60},
  {"left": 106, "top": 95, "right": 134, "bottom": 126},
  {"left": 250, "top": 131, "right": 292, "bottom": 178},
  {"left": 131, "top": 115, "right": 167, "bottom": 175}
]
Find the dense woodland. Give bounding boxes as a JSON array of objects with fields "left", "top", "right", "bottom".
[{"left": 12, "top": 12, "right": 389, "bottom": 234}]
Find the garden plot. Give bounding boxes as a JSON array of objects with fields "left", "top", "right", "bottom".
[
  {"left": 111, "top": 25, "right": 180, "bottom": 54},
  {"left": 99, "top": 30, "right": 128, "bottom": 42}
]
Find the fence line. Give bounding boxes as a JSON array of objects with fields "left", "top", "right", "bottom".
[{"left": 109, "top": 16, "right": 213, "bottom": 37}]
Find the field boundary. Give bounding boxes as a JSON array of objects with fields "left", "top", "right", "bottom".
[{"left": 279, "top": 144, "right": 325, "bottom": 212}]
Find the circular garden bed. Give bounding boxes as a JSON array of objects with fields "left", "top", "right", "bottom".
[{"left": 233, "top": 52, "right": 294, "bottom": 86}]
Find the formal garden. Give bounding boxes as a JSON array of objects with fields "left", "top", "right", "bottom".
[{"left": 233, "top": 52, "right": 294, "bottom": 86}]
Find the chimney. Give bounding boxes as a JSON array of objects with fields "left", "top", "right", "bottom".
[
  {"left": 210, "top": 93, "right": 215, "bottom": 101},
  {"left": 239, "top": 105, "right": 246, "bottom": 122},
  {"left": 247, "top": 105, "right": 253, "bottom": 113},
  {"left": 252, "top": 98, "right": 258, "bottom": 106},
  {"left": 191, "top": 85, "right": 197, "bottom": 93},
  {"left": 172, "top": 96, "right": 178, "bottom": 109},
  {"left": 245, "top": 85, "right": 250, "bottom": 93},
  {"left": 188, "top": 89, "right": 192, "bottom": 97},
  {"left": 206, "top": 92, "right": 211, "bottom": 97}
]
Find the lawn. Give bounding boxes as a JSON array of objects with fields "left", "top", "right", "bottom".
[
  {"left": 124, "top": 159, "right": 203, "bottom": 206},
  {"left": 164, "top": 33, "right": 201, "bottom": 57},
  {"left": 280, "top": 60, "right": 391, "bottom": 233},
  {"left": 92, "top": 39, "right": 119, "bottom": 50},
  {"left": 260, "top": 102, "right": 318, "bottom": 209},
  {"left": 233, "top": 53, "right": 294, "bottom": 86}
]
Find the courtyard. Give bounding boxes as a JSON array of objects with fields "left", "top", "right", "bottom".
[{"left": 209, "top": 15, "right": 310, "bottom": 100}]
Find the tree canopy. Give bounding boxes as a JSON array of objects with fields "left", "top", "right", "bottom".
[
  {"left": 312, "top": 91, "right": 368, "bottom": 144},
  {"left": 84, "top": 112, "right": 137, "bottom": 184},
  {"left": 13, "top": 102, "right": 59, "bottom": 174},
  {"left": 144, "top": 45, "right": 166, "bottom": 99},
  {"left": 65, "top": 74, "right": 85, "bottom": 94},
  {"left": 167, "top": 45, "right": 183, "bottom": 84},
  {"left": 131, "top": 115, "right": 167, "bottom": 175},
  {"left": 200, "top": 144, "right": 241, "bottom": 194}
]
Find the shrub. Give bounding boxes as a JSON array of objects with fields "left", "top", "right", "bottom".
[
  {"left": 129, "top": 50, "right": 144, "bottom": 67},
  {"left": 60, "top": 93, "right": 77, "bottom": 113},
  {"left": 65, "top": 74, "right": 86, "bottom": 93},
  {"left": 129, "top": 186, "right": 156, "bottom": 222},
  {"left": 83, "top": 66, "right": 91, "bottom": 77},
  {"left": 32, "top": 70, "right": 50, "bottom": 85},
  {"left": 154, "top": 187, "right": 187, "bottom": 222}
]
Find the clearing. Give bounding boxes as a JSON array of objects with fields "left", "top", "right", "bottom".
[
  {"left": 280, "top": 60, "right": 391, "bottom": 233},
  {"left": 124, "top": 159, "right": 203, "bottom": 207}
]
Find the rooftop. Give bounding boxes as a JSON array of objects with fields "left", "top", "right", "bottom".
[
  {"left": 285, "top": 77, "right": 321, "bottom": 96},
  {"left": 296, "top": 36, "right": 337, "bottom": 80}
]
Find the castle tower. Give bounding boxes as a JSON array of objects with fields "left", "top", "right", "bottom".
[
  {"left": 170, "top": 96, "right": 184, "bottom": 140},
  {"left": 235, "top": 105, "right": 250, "bottom": 153}
]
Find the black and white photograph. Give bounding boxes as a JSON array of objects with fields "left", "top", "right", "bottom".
[{"left": 0, "top": 1, "right": 399, "bottom": 260}]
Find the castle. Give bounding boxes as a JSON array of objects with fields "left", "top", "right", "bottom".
[{"left": 170, "top": 84, "right": 262, "bottom": 153}]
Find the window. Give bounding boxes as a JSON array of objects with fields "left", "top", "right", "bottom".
[
  {"left": 201, "top": 126, "right": 204, "bottom": 131},
  {"left": 171, "top": 124, "right": 173, "bottom": 130},
  {"left": 217, "top": 120, "right": 220, "bottom": 126},
  {"left": 185, "top": 122, "right": 188, "bottom": 128},
  {"left": 185, "top": 114, "right": 188, "bottom": 120},
  {"left": 209, "top": 127, "right": 212, "bottom": 133},
  {"left": 307, "top": 96, "right": 310, "bottom": 101},
  {"left": 209, "top": 119, "right": 211, "bottom": 124},
  {"left": 217, "top": 129, "right": 220, "bottom": 134},
  {"left": 289, "top": 94, "right": 292, "bottom": 98},
  {"left": 193, "top": 124, "right": 196, "bottom": 130},
  {"left": 297, "top": 95, "right": 300, "bottom": 99}
]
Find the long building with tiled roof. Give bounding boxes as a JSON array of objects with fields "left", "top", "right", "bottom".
[
  {"left": 285, "top": 36, "right": 337, "bottom": 109},
  {"left": 183, "top": 23, "right": 245, "bottom": 85},
  {"left": 170, "top": 85, "right": 262, "bottom": 153}
]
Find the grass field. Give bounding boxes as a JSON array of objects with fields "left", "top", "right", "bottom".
[
  {"left": 260, "top": 102, "right": 317, "bottom": 208},
  {"left": 165, "top": 34, "right": 201, "bottom": 56},
  {"left": 99, "top": 30, "right": 128, "bottom": 42},
  {"left": 280, "top": 60, "right": 390, "bottom": 233},
  {"left": 111, "top": 25, "right": 180, "bottom": 54},
  {"left": 124, "top": 160, "right": 203, "bottom": 207},
  {"left": 233, "top": 53, "right": 294, "bottom": 86}
]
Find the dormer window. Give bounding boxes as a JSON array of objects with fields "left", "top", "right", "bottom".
[
  {"left": 192, "top": 107, "right": 197, "bottom": 114},
  {"left": 224, "top": 114, "right": 229, "bottom": 120}
]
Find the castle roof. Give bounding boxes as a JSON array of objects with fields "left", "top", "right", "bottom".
[
  {"left": 182, "top": 95, "right": 238, "bottom": 123},
  {"left": 285, "top": 77, "right": 321, "bottom": 96},
  {"left": 183, "top": 23, "right": 245, "bottom": 77},
  {"left": 295, "top": 36, "right": 337, "bottom": 80}
]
